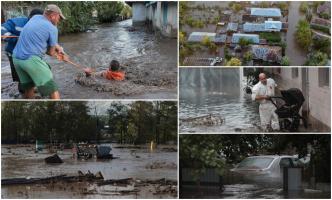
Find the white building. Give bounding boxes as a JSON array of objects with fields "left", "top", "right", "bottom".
[
  {"left": 265, "top": 68, "right": 331, "bottom": 131},
  {"left": 128, "top": 1, "right": 177, "bottom": 37}
]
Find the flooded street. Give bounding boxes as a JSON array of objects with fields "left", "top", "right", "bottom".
[
  {"left": 285, "top": 1, "right": 307, "bottom": 66},
  {"left": 179, "top": 68, "right": 260, "bottom": 133},
  {"left": 1, "top": 19, "right": 177, "bottom": 99},
  {"left": 180, "top": 185, "right": 331, "bottom": 199},
  {"left": 1, "top": 144, "right": 177, "bottom": 198}
]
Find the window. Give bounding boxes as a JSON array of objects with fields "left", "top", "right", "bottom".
[
  {"left": 238, "top": 157, "right": 274, "bottom": 169},
  {"left": 292, "top": 68, "right": 299, "bottom": 78},
  {"left": 318, "top": 68, "right": 330, "bottom": 87}
]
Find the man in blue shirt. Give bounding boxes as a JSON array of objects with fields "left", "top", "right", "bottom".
[
  {"left": 13, "top": 4, "right": 67, "bottom": 99},
  {"left": 1, "top": 8, "right": 43, "bottom": 93}
]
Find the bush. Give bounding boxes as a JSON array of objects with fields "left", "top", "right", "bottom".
[
  {"left": 201, "top": 36, "right": 212, "bottom": 46},
  {"left": 95, "top": 2, "right": 125, "bottom": 23},
  {"left": 226, "top": 58, "right": 242, "bottom": 66},
  {"left": 305, "top": 52, "right": 328, "bottom": 66},
  {"left": 319, "top": 13, "right": 331, "bottom": 20},
  {"left": 231, "top": 3, "right": 242, "bottom": 13},
  {"left": 259, "top": 32, "right": 281, "bottom": 43},
  {"left": 243, "top": 51, "right": 253, "bottom": 62},
  {"left": 281, "top": 56, "right": 290, "bottom": 66},
  {"left": 312, "top": 37, "right": 331, "bottom": 56},
  {"left": 299, "top": 2, "right": 309, "bottom": 14},
  {"left": 295, "top": 20, "right": 312, "bottom": 50},
  {"left": 311, "top": 24, "right": 331, "bottom": 35}
]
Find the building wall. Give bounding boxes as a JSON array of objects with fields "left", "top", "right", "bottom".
[
  {"left": 307, "top": 68, "right": 331, "bottom": 128},
  {"left": 132, "top": 3, "right": 146, "bottom": 25},
  {"left": 266, "top": 68, "right": 331, "bottom": 129}
]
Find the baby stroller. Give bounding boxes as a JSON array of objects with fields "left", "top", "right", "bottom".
[{"left": 270, "top": 88, "right": 308, "bottom": 132}]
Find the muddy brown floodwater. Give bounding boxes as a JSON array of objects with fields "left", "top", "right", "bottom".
[
  {"left": 1, "top": 19, "right": 177, "bottom": 99},
  {"left": 1, "top": 144, "right": 177, "bottom": 198}
]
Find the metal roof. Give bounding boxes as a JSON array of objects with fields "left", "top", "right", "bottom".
[
  {"left": 244, "top": 21, "right": 282, "bottom": 32},
  {"left": 227, "top": 22, "right": 238, "bottom": 32},
  {"left": 250, "top": 8, "right": 282, "bottom": 17},
  {"left": 264, "top": 21, "right": 282, "bottom": 31},
  {"left": 231, "top": 33, "right": 260, "bottom": 44},
  {"left": 188, "top": 32, "right": 216, "bottom": 42}
]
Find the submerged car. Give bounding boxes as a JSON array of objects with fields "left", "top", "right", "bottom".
[{"left": 230, "top": 155, "right": 301, "bottom": 183}]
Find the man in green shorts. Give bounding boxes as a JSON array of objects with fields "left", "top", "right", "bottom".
[{"left": 13, "top": 4, "right": 67, "bottom": 99}]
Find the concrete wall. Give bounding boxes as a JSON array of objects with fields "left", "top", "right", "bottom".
[
  {"left": 132, "top": 2, "right": 146, "bottom": 25},
  {"left": 132, "top": 2, "right": 177, "bottom": 38},
  {"left": 307, "top": 68, "right": 331, "bottom": 128},
  {"left": 266, "top": 68, "right": 331, "bottom": 129}
]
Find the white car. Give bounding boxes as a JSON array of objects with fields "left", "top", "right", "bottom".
[{"left": 230, "top": 155, "right": 301, "bottom": 183}]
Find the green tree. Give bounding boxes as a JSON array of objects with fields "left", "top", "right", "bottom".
[
  {"left": 305, "top": 52, "right": 329, "bottom": 66},
  {"left": 231, "top": 3, "right": 242, "bottom": 13},
  {"left": 243, "top": 51, "right": 253, "bottom": 63},
  {"left": 95, "top": 1, "right": 124, "bottom": 23},
  {"left": 226, "top": 57, "right": 242, "bottom": 66},
  {"left": 238, "top": 38, "right": 252, "bottom": 48},
  {"left": 201, "top": 36, "right": 212, "bottom": 46},
  {"left": 295, "top": 20, "right": 312, "bottom": 50},
  {"left": 299, "top": 2, "right": 309, "bottom": 14},
  {"left": 281, "top": 56, "right": 290, "bottom": 66}
]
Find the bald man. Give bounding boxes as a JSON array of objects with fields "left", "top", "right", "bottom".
[{"left": 251, "top": 73, "right": 280, "bottom": 131}]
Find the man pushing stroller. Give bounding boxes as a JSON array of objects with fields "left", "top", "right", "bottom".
[{"left": 251, "top": 73, "right": 280, "bottom": 132}]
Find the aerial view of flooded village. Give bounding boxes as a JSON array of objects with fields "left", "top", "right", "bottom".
[
  {"left": 179, "top": 1, "right": 331, "bottom": 66},
  {"left": 1, "top": 101, "right": 177, "bottom": 198},
  {"left": 1, "top": 1, "right": 178, "bottom": 99}
]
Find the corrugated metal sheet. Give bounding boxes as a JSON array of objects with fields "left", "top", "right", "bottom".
[
  {"left": 264, "top": 21, "right": 282, "bottom": 31},
  {"left": 188, "top": 32, "right": 216, "bottom": 42},
  {"left": 244, "top": 21, "right": 282, "bottom": 32},
  {"left": 231, "top": 33, "right": 260, "bottom": 44},
  {"left": 243, "top": 22, "right": 265, "bottom": 32},
  {"left": 215, "top": 34, "right": 227, "bottom": 43},
  {"left": 250, "top": 8, "right": 282, "bottom": 17}
]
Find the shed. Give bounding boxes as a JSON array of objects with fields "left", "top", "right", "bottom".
[
  {"left": 188, "top": 32, "right": 216, "bottom": 42},
  {"left": 226, "top": 22, "right": 238, "bottom": 32},
  {"left": 250, "top": 8, "right": 282, "bottom": 17},
  {"left": 264, "top": 21, "right": 282, "bottom": 31},
  {"left": 231, "top": 33, "right": 260, "bottom": 44}
]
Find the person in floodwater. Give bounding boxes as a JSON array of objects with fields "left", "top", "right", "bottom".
[
  {"left": 251, "top": 73, "right": 280, "bottom": 132},
  {"left": 1, "top": 8, "right": 44, "bottom": 94},
  {"left": 12, "top": 4, "right": 67, "bottom": 99},
  {"left": 94, "top": 60, "right": 125, "bottom": 81}
]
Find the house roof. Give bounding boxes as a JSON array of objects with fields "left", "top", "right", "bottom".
[
  {"left": 250, "top": 8, "right": 282, "bottom": 17},
  {"left": 231, "top": 33, "right": 260, "bottom": 44},
  {"left": 215, "top": 34, "right": 227, "bottom": 43},
  {"left": 317, "top": 2, "right": 331, "bottom": 14},
  {"left": 264, "top": 21, "right": 282, "bottom": 30},
  {"left": 188, "top": 32, "right": 216, "bottom": 42},
  {"left": 244, "top": 21, "right": 282, "bottom": 32},
  {"left": 251, "top": 45, "right": 282, "bottom": 62},
  {"left": 227, "top": 22, "right": 238, "bottom": 32}
]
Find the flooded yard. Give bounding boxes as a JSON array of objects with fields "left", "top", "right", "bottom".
[
  {"left": 1, "top": 19, "right": 177, "bottom": 99},
  {"left": 1, "top": 144, "right": 177, "bottom": 198}
]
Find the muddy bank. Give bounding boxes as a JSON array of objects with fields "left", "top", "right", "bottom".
[
  {"left": 2, "top": 177, "right": 177, "bottom": 199},
  {"left": 1, "top": 19, "right": 177, "bottom": 99}
]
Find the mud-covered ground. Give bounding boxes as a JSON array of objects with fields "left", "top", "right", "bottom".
[
  {"left": 1, "top": 144, "right": 177, "bottom": 198},
  {"left": 1, "top": 19, "right": 177, "bottom": 99}
]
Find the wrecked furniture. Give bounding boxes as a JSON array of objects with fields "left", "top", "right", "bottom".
[
  {"left": 45, "top": 154, "right": 63, "bottom": 164},
  {"left": 180, "top": 114, "right": 225, "bottom": 126}
]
